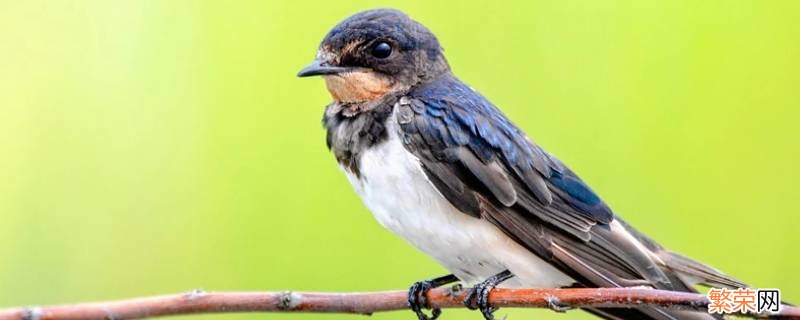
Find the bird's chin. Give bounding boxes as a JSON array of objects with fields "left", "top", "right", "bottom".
[{"left": 323, "top": 71, "right": 396, "bottom": 103}]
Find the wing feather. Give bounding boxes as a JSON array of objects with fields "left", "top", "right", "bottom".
[{"left": 396, "top": 75, "right": 740, "bottom": 299}]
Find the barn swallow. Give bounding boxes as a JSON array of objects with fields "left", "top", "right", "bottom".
[{"left": 298, "top": 8, "right": 746, "bottom": 320}]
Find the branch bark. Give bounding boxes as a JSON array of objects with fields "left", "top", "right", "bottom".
[{"left": 0, "top": 288, "right": 797, "bottom": 320}]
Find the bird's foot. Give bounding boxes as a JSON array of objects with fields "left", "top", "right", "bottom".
[
  {"left": 463, "top": 270, "right": 514, "bottom": 320},
  {"left": 408, "top": 280, "right": 440, "bottom": 320},
  {"left": 463, "top": 284, "right": 497, "bottom": 320},
  {"left": 407, "top": 274, "right": 458, "bottom": 320}
]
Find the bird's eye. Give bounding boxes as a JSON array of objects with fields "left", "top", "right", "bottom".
[{"left": 371, "top": 42, "right": 392, "bottom": 59}]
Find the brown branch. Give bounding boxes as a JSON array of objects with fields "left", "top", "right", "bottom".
[{"left": 0, "top": 288, "right": 797, "bottom": 320}]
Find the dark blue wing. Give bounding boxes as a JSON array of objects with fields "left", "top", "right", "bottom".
[{"left": 399, "top": 75, "right": 613, "bottom": 241}]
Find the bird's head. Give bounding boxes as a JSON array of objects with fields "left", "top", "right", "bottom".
[{"left": 297, "top": 9, "right": 449, "bottom": 104}]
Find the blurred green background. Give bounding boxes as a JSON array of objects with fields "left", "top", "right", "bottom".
[{"left": 1, "top": 1, "right": 798, "bottom": 319}]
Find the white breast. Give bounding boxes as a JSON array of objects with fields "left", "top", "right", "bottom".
[{"left": 340, "top": 109, "right": 574, "bottom": 287}]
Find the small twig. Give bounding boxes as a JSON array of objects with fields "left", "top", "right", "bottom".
[{"left": 0, "top": 288, "right": 797, "bottom": 320}]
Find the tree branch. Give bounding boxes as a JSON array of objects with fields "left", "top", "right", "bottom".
[{"left": 0, "top": 288, "right": 797, "bottom": 320}]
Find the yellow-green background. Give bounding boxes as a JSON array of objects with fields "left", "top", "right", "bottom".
[{"left": 1, "top": 1, "right": 797, "bottom": 319}]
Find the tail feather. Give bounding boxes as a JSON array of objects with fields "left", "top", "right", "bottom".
[
  {"left": 577, "top": 219, "right": 735, "bottom": 319},
  {"left": 571, "top": 273, "right": 724, "bottom": 320},
  {"left": 660, "top": 251, "right": 748, "bottom": 289}
]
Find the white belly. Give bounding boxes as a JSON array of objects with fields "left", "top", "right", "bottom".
[{"left": 340, "top": 111, "right": 574, "bottom": 288}]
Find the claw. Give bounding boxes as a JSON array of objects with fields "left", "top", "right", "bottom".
[
  {"left": 407, "top": 274, "right": 459, "bottom": 320},
  {"left": 408, "top": 280, "right": 439, "bottom": 320},
  {"left": 462, "top": 270, "right": 514, "bottom": 320},
  {"left": 463, "top": 284, "right": 498, "bottom": 320},
  {"left": 477, "top": 285, "right": 497, "bottom": 319}
]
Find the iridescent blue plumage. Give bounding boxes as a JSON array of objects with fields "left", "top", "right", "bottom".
[{"left": 404, "top": 74, "right": 613, "bottom": 225}]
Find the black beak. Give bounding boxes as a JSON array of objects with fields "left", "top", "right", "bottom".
[{"left": 297, "top": 59, "right": 351, "bottom": 77}]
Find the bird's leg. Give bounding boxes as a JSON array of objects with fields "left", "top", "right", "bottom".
[
  {"left": 408, "top": 274, "right": 459, "bottom": 320},
  {"left": 463, "top": 270, "right": 514, "bottom": 320}
]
